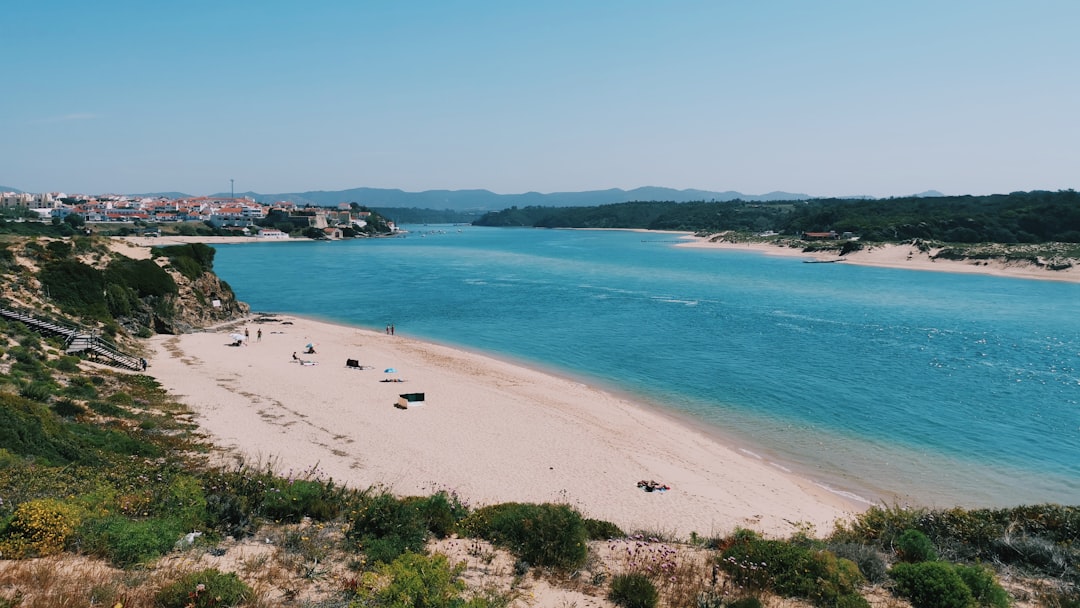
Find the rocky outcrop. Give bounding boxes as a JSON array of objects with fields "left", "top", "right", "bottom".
[{"left": 150, "top": 268, "right": 250, "bottom": 334}]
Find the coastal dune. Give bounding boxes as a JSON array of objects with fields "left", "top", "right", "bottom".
[{"left": 147, "top": 315, "right": 860, "bottom": 538}]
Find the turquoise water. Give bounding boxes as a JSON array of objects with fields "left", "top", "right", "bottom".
[{"left": 212, "top": 227, "right": 1080, "bottom": 507}]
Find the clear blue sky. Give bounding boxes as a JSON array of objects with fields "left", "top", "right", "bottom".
[{"left": 3, "top": 1, "right": 1077, "bottom": 198}]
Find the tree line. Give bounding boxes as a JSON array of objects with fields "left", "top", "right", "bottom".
[{"left": 472, "top": 190, "right": 1080, "bottom": 243}]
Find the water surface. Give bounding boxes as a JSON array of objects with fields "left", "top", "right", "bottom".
[{"left": 212, "top": 227, "right": 1080, "bottom": 507}]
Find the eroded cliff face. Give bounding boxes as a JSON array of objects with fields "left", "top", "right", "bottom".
[{"left": 150, "top": 269, "right": 250, "bottom": 334}]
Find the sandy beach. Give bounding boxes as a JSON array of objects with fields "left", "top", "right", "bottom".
[
  {"left": 146, "top": 315, "right": 861, "bottom": 539},
  {"left": 678, "top": 235, "right": 1080, "bottom": 283}
]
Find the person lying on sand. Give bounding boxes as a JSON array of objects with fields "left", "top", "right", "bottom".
[{"left": 637, "top": 479, "right": 670, "bottom": 492}]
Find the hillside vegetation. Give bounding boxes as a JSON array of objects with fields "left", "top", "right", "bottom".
[
  {"left": 0, "top": 236, "right": 1076, "bottom": 607},
  {"left": 473, "top": 190, "right": 1080, "bottom": 244}
]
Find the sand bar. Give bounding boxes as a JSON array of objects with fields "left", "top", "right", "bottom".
[
  {"left": 147, "top": 315, "right": 861, "bottom": 538},
  {"left": 678, "top": 235, "right": 1080, "bottom": 283}
]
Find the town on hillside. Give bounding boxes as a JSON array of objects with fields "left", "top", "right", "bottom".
[{"left": 0, "top": 191, "right": 398, "bottom": 239}]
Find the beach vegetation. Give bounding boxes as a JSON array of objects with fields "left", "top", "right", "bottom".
[
  {"left": 608, "top": 572, "right": 660, "bottom": 608},
  {"left": 717, "top": 529, "right": 868, "bottom": 608},
  {"left": 889, "top": 561, "right": 974, "bottom": 608},
  {"left": 461, "top": 502, "right": 590, "bottom": 571},
  {"left": 584, "top": 517, "right": 625, "bottom": 540},
  {"left": 346, "top": 490, "right": 431, "bottom": 566},
  {"left": 155, "top": 568, "right": 253, "bottom": 608},
  {"left": 151, "top": 242, "right": 217, "bottom": 279},
  {"left": 897, "top": 528, "right": 938, "bottom": 562},
  {"left": 350, "top": 552, "right": 473, "bottom": 608}
]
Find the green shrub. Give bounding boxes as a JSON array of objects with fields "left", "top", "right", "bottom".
[
  {"left": 725, "top": 598, "right": 763, "bottom": 608},
  {"left": 37, "top": 259, "right": 109, "bottom": 319},
  {"left": 78, "top": 515, "right": 185, "bottom": 567},
  {"left": 585, "top": 518, "right": 625, "bottom": 540},
  {"left": 19, "top": 381, "right": 54, "bottom": 402},
  {"left": 0, "top": 394, "right": 85, "bottom": 464},
  {"left": 828, "top": 542, "right": 888, "bottom": 583},
  {"left": 346, "top": 491, "right": 429, "bottom": 565},
  {"left": 52, "top": 356, "right": 81, "bottom": 373},
  {"left": 890, "top": 561, "right": 974, "bottom": 608},
  {"left": 608, "top": 572, "right": 659, "bottom": 608},
  {"left": 160, "top": 474, "right": 208, "bottom": 531},
  {"left": 51, "top": 398, "right": 85, "bottom": 418},
  {"left": 953, "top": 564, "right": 1010, "bottom": 608},
  {"left": 898, "top": 528, "right": 938, "bottom": 562},
  {"left": 86, "top": 399, "right": 125, "bottom": 417},
  {"left": 353, "top": 552, "right": 467, "bottom": 608},
  {"left": 107, "top": 391, "right": 133, "bottom": 405},
  {"left": 61, "top": 376, "right": 98, "bottom": 399},
  {"left": 719, "top": 532, "right": 868, "bottom": 608},
  {"left": 105, "top": 257, "right": 178, "bottom": 298},
  {"left": 463, "top": 502, "right": 589, "bottom": 570},
  {"left": 155, "top": 568, "right": 252, "bottom": 608},
  {"left": 408, "top": 490, "right": 469, "bottom": 539},
  {"left": 262, "top": 478, "right": 341, "bottom": 523},
  {"left": 153, "top": 243, "right": 216, "bottom": 279}
]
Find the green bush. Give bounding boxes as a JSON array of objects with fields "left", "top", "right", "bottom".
[
  {"left": 0, "top": 394, "right": 85, "bottom": 464},
  {"left": 585, "top": 517, "right": 625, "bottom": 540},
  {"left": 408, "top": 490, "right": 469, "bottom": 539},
  {"left": 890, "top": 561, "right": 974, "bottom": 608},
  {"left": 156, "top": 568, "right": 252, "bottom": 608},
  {"left": 353, "top": 552, "right": 468, "bottom": 608},
  {"left": 463, "top": 502, "right": 589, "bottom": 571},
  {"left": 78, "top": 515, "right": 185, "bottom": 567},
  {"left": 86, "top": 400, "right": 125, "bottom": 417},
  {"left": 153, "top": 243, "right": 216, "bottom": 280},
  {"left": 160, "top": 474, "right": 208, "bottom": 531},
  {"left": 262, "top": 478, "right": 341, "bottom": 523},
  {"left": 828, "top": 542, "right": 888, "bottom": 583},
  {"left": 725, "top": 598, "right": 763, "bottom": 608},
  {"left": 105, "top": 257, "right": 177, "bottom": 298},
  {"left": 608, "top": 572, "right": 659, "bottom": 608},
  {"left": 719, "top": 532, "right": 868, "bottom": 608},
  {"left": 953, "top": 564, "right": 1010, "bottom": 608},
  {"left": 898, "top": 528, "right": 938, "bottom": 562},
  {"left": 19, "top": 381, "right": 54, "bottom": 402},
  {"left": 52, "top": 356, "right": 81, "bottom": 373},
  {"left": 51, "top": 398, "right": 85, "bottom": 418},
  {"left": 346, "top": 491, "right": 429, "bottom": 565},
  {"left": 37, "top": 259, "right": 109, "bottom": 319}
]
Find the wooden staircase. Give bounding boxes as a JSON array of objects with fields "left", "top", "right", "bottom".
[{"left": 0, "top": 307, "right": 144, "bottom": 371}]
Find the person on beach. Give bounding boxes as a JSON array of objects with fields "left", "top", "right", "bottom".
[
  {"left": 256, "top": 328, "right": 262, "bottom": 342},
  {"left": 292, "top": 351, "right": 299, "bottom": 362},
  {"left": 390, "top": 324, "right": 395, "bottom": 335}
]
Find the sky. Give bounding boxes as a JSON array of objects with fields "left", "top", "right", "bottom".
[{"left": 3, "top": 1, "right": 1078, "bottom": 198}]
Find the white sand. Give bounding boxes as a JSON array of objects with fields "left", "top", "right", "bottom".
[
  {"left": 678, "top": 236, "right": 1080, "bottom": 283},
  {"left": 146, "top": 316, "right": 860, "bottom": 538}
]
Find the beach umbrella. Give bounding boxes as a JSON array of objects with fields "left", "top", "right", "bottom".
[
  {"left": 384, "top": 368, "right": 397, "bottom": 373},
  {"left": 229, "top": 333, "right": 245, "bottom": 342}
]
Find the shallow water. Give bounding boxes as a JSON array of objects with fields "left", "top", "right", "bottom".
[{"left": 212, "top": 227, "right": 1080, "bottom": 507}]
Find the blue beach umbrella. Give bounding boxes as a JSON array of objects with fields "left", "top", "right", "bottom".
[{"left": 384, "top": 368, "right": 397, "bottom": 373}]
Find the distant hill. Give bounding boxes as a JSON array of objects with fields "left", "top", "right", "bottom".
[
  {"left": 129, "top": 191, "right": 193, "bottom": 199},
  {"left": 0, "top": 185, "right": 22, "bottom": 193},
  {"left": 224, "top": 186, "right": 813, "bottom": 212}
]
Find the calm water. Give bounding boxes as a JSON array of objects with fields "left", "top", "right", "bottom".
[{"left": 212, "top": 227, "right": 1080, "bottom": 507}]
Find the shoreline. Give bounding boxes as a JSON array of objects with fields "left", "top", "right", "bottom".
[
  {"left": 146, "top": 313, "right": 864, "bottom": 539},
  {"left": 112, "top": 232, "right": 1080, "bottom": 283},
  {"left": 676, "top": 234, "right": 1080, "bottom": 283}
]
